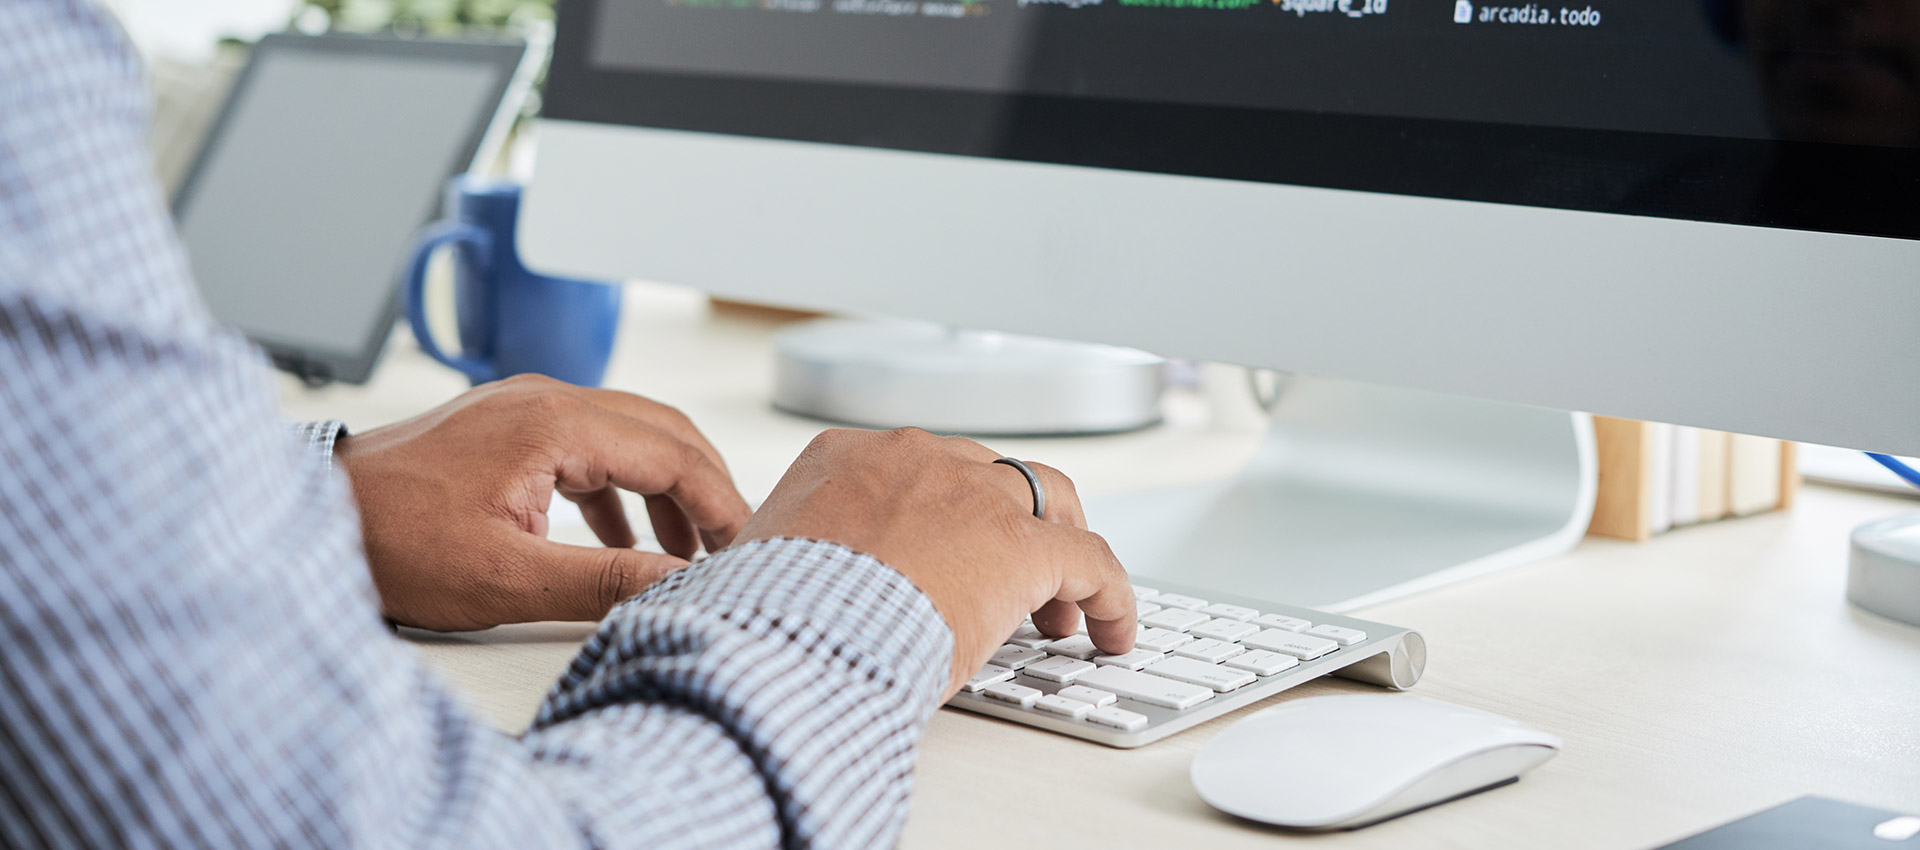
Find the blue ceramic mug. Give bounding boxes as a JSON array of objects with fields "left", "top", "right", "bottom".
[{"left": 404, "top": 177, "right": 621, "bottom": 387}]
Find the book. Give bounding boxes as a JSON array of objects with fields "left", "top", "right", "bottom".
[
  {"left": 1587, "top": 420, "right": 1794, "bottom": 541},
  {"left": 1728, "top": 433, "right": 1784, "bottom": 517},
  {"left": 1669, "top": 426, "right": 1702, "bottom": 527},
  {"left": 1647, "top": 423, "right": 1675, "bottom": 535},
  {"left": 1590, "top": 417, "right": 1658, "bottom": 541},
  {"left": 1695, "top": 429, "right": 1732, "bottom": 521}
]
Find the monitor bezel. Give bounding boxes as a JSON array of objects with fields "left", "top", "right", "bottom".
[{"left": 544, "top": 0, "right": 1919, "bottom": 243}]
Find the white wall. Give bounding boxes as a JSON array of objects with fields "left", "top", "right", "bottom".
[{"left": 100, "top": 0, "right": 298, "bottom": 62}]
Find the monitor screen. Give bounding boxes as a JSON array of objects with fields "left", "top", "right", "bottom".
[{"left": 546, "top": 0, "right": 1920, "bottom": 240}]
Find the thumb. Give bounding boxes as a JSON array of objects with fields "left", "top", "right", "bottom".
[{"left": 513, "top": 538, "right": 689, "bottom": 622}]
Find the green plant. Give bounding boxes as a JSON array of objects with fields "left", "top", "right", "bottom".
[{"left": 298, "top": 0, "right": 554, "bottom": 34}]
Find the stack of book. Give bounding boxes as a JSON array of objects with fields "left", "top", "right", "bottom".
[{"left": 1588, "top": 417, "right": 1800, "bottom": 542}]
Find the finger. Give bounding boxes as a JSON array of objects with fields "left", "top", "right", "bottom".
[
  {"left": 1021, "top": 461, "right": 1088, "bottom": 530},
  {"left": 1040, "top": 525, "right": 1135, "bottom": 654},
  {"left": 1031, "top": 598, "right": 1083, "bottom": 639},
  {"left": 934, "top": 431, "right": 1003, "bottom": 464},
  {"left": 507, "top": 536, "right": 689, "bottom": 622},
  {"left": 555, "top": 406, "right": 753, "bottom": 546},
  {"left": 697, "top": 523, "right": 731, "bottom": 556},
  {"left": 561, "top": 485, "right": 638, "bottom": 549},
  {"left": 983, "top": 458, "right": 1048, "bottom": 522},
  {"left": 981, "top": 458, "right": 1087, "bottom": 529},
  {"left": 643, "top": 493, "right": 700, "bottom": 559},
  {"left": 573, "top": 386, "right": 733, "bottom": 475},
  {"left": 555, "top": 386, "right": 751, "bottom": 547}
]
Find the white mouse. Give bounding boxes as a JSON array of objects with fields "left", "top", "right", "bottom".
[{"left": 1190, "top": 694, "right": 1560, "bottom": 830}]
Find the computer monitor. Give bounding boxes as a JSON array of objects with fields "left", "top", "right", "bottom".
[{"left": 520, "top": 0, "right": 1920, "bottom": 606}]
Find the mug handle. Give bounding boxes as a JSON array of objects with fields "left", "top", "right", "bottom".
[{"left": 403, "top": 221, "right": 497, "bottom": 384}]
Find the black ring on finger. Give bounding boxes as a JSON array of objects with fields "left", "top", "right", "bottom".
[{"left": 992, "top": 457, "right": 1047, "bottom": 520}]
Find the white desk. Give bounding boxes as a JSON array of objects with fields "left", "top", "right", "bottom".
[{"left": 280, "top": 283, "right": 1920, "bottom": 849}]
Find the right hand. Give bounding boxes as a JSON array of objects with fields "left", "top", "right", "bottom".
[
  {"left": 737, "top": 428, "right": 1136, "bottom": 697},
  {"left": 337, "top": 374, "right": 752, "bottom": 631}
]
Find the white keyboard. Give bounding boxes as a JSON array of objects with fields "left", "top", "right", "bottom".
[{"left": 946, "top": 578, "right": 1428, "bottom": 747}]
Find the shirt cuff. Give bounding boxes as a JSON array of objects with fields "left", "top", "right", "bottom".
[
  {"left": 533, "top": 537, "right": 955, "bottom": 846},
  {"left": 291, "top": 420, "right": 348, "bottom": 471},
  {"left": 578, "top": 536, "right": 955, "bottom": 723}
]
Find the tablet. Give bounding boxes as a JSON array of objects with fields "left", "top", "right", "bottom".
[
  {"left": 1654, "top": 797, "right": 1920, "bottom": 849},
  {"left": 173, "top": 32, "right": 538, "bottom": 385}
]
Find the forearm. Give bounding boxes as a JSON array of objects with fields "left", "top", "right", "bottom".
[{"left": 528, "top": 538, "right": 952, "bottom": 849}]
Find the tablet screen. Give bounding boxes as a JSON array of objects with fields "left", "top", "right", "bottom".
[{"left": 175, "top": 36, "right": 521, "bottom": 379}]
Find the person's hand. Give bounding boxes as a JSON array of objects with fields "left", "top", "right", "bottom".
[
  {"left": 737, "top": 428, "right": 1135, "bottom": 697},
  {"left": 334, "top": 374, "right": 752, "bottom": 631}
]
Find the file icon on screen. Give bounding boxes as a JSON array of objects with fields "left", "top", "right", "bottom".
[{"left": 1454, "top": 0, "right": 1473, "bottom": 22}]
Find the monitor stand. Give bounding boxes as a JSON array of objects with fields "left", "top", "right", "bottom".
[{"left": 1087, "top": 376, "right": 1596, "bottom": 612}]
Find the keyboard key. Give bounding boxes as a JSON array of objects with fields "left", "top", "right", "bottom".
[
  {"left": 1043, "top": 635, "right": 1101, "bottom": 660},
  {"left": 1092, "top": 648, "right": 1166, "bottom": 671},
  {"left": 1077, "top": 666, "right": 1214, "bottom": 710},
  {"left": 1132, "top": 585, "right": 1159, "bottom": 601},
  {"left": 1136, "top": 601, "right": 1163, "bottom": 617},
  {"left": 1242, "top": 628, "right": 1304, "bottom": 651},
  {"left": 982, "top": 681, "right": 1042, "bottom": 708},
  {"left": 1200, "top": 603, "right": 1259, "bottom": 621},
  {"left": 1087, "top": 706, "right": 1150, "bottom": 732},
  {"left": 1140, "top": 609, "right": 1210, "bottom": 632},
  {"left": 990, "top": 644, "right": 1047, "bottom": 670},
  {"left": 1253, "top": 613, "right": 1312, "bottom": 632},
  {"left": 1035, "top": 694, "right": 1093, "bottom": 721},
  {"left": 1224, "top": 650, "right": 1300, "bottom": 676},
  {"left": 963, "top": 664, "right": 1016, "bottom": 692},
  {"left": 1173, "top": 638, "right": 1245, "bottom": 664},
  {"left": 1058, "top": 685, "right": 1117, "bottom": 707},
  {"left": 1006, "top": 623, "right": 1051, "bottom": 649},
  {"left": 1306, "top": 624, "right": 1367, "bottom": 646},
  {"left": 1134, "top": 627, "right": 1194, "bottom": 653},
  {"left": 1190, "top": 619, "right": 1260, "bottom": 643},
  {"left": 1244, "top": 629, "right": 1339, "bottom": 660},
  {"left": 1025, "top": 655, "right": 1096, "bottom": 683},
  {"left": 1153, "top": 593, "right": 1208, "bottom": 611},
  {"left": 1144, "top": 656, "right": 1257, "bottom": 693}
]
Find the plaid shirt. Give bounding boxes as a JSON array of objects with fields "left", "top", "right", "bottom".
[{"left": 0, "top": 3, "right": 952, "bottom": 848}]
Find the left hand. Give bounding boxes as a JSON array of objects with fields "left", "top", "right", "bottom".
[{"left": 334, "top": 374, "right": 753, "bottom": 631}]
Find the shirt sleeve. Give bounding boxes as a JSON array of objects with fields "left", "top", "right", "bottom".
[
  {"left": 294, "top": 420, "right": 348, "bottom": 469},
  {"left": 0, "top": 3, "right": 953, "bottom": 849},
  {"left": 527, "top": 539, "right": 952, "bottom": 849}
]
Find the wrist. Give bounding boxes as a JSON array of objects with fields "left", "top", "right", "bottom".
[{"left": 645, "top": 537, "right": 957, "bottom": 708}]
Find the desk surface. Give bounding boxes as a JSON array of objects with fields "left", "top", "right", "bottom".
[{"left": 280, "top": 284, "right": 1920, "bottom": 850}]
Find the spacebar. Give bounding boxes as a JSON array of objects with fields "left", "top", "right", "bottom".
[{"left": 1075, "top": 666, "right": 1214, "bottom": 710}]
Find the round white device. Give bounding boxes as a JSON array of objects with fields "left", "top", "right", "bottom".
[
  {"left": 771, "top": 318, "right": 1167, "bottom": 436},
  {"left": 1849, "top": 510, "right": 1920, "bottom": 628}
]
